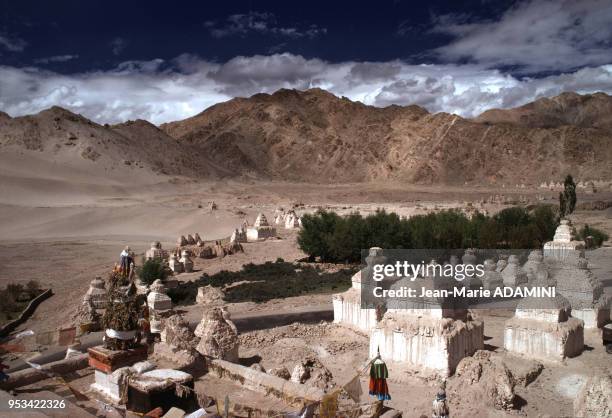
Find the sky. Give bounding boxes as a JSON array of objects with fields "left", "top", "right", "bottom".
[{"left": 1, "top": 0, "right": 612, "bottom": 124}]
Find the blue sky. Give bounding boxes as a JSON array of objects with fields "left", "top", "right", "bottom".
[{"left": 1, "top": 0, "right": 612, "bottom": 123}]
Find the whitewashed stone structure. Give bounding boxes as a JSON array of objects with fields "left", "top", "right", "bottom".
[
  {"left": 504, "top": 291, "right": 584, "bottom": 361},
  {"left": 274, "top": 209, "right": 285, "bottom": 225},
  {"left": 482, "top": 259, "right": 503, "bottom": 291},
  {"left": 548, "top": 255, "right": 610, "bottom": 328},
  {"left": 284, "top": 210, "right": 301, "bottom": 229},
  {"left": 145, "top": 241, "right": 164, "bottom": 260},
  {"left": 522, "top": 250, "right": 551, "bottom": 287},
  {"left": 543, "top": 220, "right": 585, "bottom": 263},
  {"left": 179, "top": 250, "right": 194, "bottom": 273},
  {"left": 84, "top": 277, "right": 108, "bottom": 309},
  {"left": 333, "top": 247, "right": 391, "bottom": 331},
  {"left": 370, "top": 266, "right": 483, "bottom": 377},
  {"left": 501, "top": 255, "right": 528, "bottom": 287},
  {"left": 147, "top": 280, "right": 173, "bottom": 334},
  {"left": 246, "top": 213, "right": 276, "bottom": 241},
  {"left": 333, "top": 270, "right": 378, "bottom": 331},
  {"left": 168, "top": 254, "right": 183, "bottom": 273}
]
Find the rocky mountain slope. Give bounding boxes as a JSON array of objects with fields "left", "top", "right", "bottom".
[
  {"left": 1, "top": 90, "right": 611, "bottom": 185},
  {"left": 0, "top": 107, "right": 226, "bottom": 179},
  {"left": 161, "top": 89, "right": 612, "bottom": 184},
  {"left": 475, "top": 92, "right": 612, "bottom": 131}
]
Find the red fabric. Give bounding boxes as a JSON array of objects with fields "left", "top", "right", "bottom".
[{"left": 369, "top": 377, "right": 389, "bottom": 396}]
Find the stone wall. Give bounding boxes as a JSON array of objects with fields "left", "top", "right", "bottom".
[
  {"left": 503, "top": 317, "right": 584, "bottom": 362},
  {"left": 206, "top": 359, "right": 324, "bottom": 408},
  {"left": 370, "top": 314, "right": 484, "bottom": 377}
]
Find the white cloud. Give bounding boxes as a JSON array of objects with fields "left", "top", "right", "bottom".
[
  {"left": 110, "top": 37, "right": 127, "bottom": 56},
  {"left": 1, "top": 54, "right": 611, "bottom": 124},
  {"left": 0, "top": 33, "right": 27, "bottom": 52},
  {"left": 34, "top": 54, "right": 79, "bottom": 64},
  {"left": 432, "top": 0, "right": 612, "bottom": 73},
  {"left": 206, "top": 11, "right": 326, "bottom": 39}
]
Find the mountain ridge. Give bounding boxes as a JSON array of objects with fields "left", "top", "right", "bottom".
[
  {"left": 1, "top": 89, "right": 611, "bottom": 184},
  {"left": 160, "top": 89, "right": 612, "bottom": 184}
]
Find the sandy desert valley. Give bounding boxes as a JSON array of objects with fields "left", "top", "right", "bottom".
[
  {"left": 1, "top": 100, "right": 611, "bottom": 416},
  {"left": 2, "top": 1, "right": 612, "bottom": 415}
]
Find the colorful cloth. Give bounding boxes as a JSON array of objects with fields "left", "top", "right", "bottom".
[
  {"left": 370, "top": 361, "right": 389, "bottom": 379},
  {"left": 368, "top": 377, "right": 391, "bottom": 401},
  {"left": 368, "top": 360, "right": 391, "bottom": 400}
]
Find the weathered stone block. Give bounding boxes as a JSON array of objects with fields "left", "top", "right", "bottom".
[{"left": 503, "top": 317, "right": 584, "bottom": 362}]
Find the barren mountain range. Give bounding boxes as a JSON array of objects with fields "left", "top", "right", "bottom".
[{"left": 1, "top": 89, "right": 611, "bottom": 184}]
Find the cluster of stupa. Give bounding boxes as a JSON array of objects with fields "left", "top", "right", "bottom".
[
  {"left": 333, "top": 220, "right": 610, "bottom": 376},
  {"left": 333, "top": 248, "right": 484, "bottom": 377},
  {"left": 246, "top": 213, "right": 277, "bottom": 241},
  {"left": 168, "top": 250, "right": 194, "bottom": 273},
  {"left": 175, "top": 229, "right": 244, "bottom": 263},
  {"left": 503, "top": 219, "right": 609, "bottom": 360},
  {"left": 144, "top": 241, "right": 166, "bottom": 261},
  {"left": 274, "top": 208, "right": 302, "bottom": 229},
  {"left": 230, "top": 226, "right": 247, "bottom": 243},
  {"left": 71, "top": 245, "right": 245, "bottom": 413},
  {"left": 85, "top": 268, "right": 200, "bottom": 409},
  {"left": 177, "top": 233, "right": 204, "bottom": 247}
]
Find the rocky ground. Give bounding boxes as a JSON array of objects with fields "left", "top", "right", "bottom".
[{"left": 0, "top": 182, "right": 611, "bottom": 417}]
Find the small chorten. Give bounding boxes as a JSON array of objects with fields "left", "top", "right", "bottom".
[
  {"left": 85, "top": 277, "right": 108, "bottom": 309},
  {"left": 543, "top": 220, "right": 585, "bottom": 263},
  {"left": 145, "top": 241, "right": 163, "bottom": 260},
  {"left": 496, "top": 259, "right": 507, "bottom": 273},
  {"left": 179, "top": 250, "right": 193, "bottom": 273},
  {"left": 194, "top": 307, "right": 239, "bottom": 362},
  {"left": 246, "top": 213, "right": 277, "bottom": 241},
  {"left": 168, "top": 253, "right": 184, "bottom": 273},
  {"left": 482, "top": 259, "right": 503, "bottom": 291},
  {"left": 501, "top": 255, "right": 528, "bottom": 288}
]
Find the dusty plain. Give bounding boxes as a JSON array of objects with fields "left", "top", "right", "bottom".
[{"left": 0, "top": 161, "right": 611, "bottom": 417}]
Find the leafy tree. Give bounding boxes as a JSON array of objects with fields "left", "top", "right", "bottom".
[
  {"left": 559, "top": 192, "right": 567, "bottom": 218},
  {"left": 364, "top": 210, "right": 409, "bottom": 249},
  {"left": 327, "top": 213, "right": 367, "bottom": 262},
  {"left": 137, "top": 258, "right": 170, "bottom": 286},
  {"left": 559, "top": 175, "right": 577, "bottom": 217},
  {"left": 531, "top": 204, "right": 558, "bottom": 246},
  {"left": 297, "top": 205, "right": 557, "bottom": 262},
  {"left": 578, "top": 224, "right": 609, "bottom": 248},
  {"left": 297, "top": 210, "right": 341, "bottom": 262}
]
